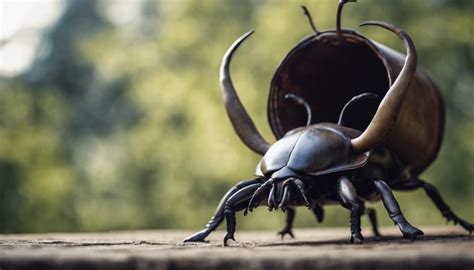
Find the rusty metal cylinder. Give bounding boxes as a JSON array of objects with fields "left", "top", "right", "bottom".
[{"left": 268, "top": 31, "right": 444, "bottom": 176}]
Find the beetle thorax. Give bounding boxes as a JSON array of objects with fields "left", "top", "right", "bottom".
[{"left": 256, "top": 123, "right": 368, "bottom": 178}]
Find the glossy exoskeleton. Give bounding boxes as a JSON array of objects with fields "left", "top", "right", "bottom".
[{"left": 184, "top": 4, "right": 473, "bottom": 245}]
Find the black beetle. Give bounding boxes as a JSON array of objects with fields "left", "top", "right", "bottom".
[{"left": 184, "top": 6, "right": 473, "bottom": 245}]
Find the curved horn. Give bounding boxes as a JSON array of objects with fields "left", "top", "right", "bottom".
[
  {"left": 220, "top": 30, "right": 271, "bottom": 155},
  {"left": 351, "top": 21, "right": 418, "bottom": 152}
]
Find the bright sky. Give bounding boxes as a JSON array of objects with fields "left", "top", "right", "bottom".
[{"left": 0, "top": 0, "right": 63, "bottom": 77}]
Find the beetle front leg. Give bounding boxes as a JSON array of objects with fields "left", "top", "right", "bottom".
[
  {"left": 223, "top": 183, "right": 262, "bottom": 246},
  {"left": 373, "top": 180, "right": 423, "bottom": 239},
  {"left": 338, "top": 176, "right": 364, "bottom": 244},
  {"left": 184, "top": 178, "right": 263, "bottom": 242}
]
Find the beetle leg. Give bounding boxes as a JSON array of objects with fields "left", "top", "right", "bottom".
[
  {"left": 373, "top": 180, "right": 424, "bottom": 240},
  {"left": 393, "top": 179, "right": 473, "bottom": 234},
  {"left": 366, "top": 207, "right": 382, "bottom": 239},
  {"left": 312, "top": 202, "right": 324, "bottom": 223},
  {"left": 278, "top": 203, "right": 324, "bottom": 240},
  {"left": 277, "top": 207, "right": 296, "bottom": 239},
  {"left": 421, "top": 181, "right": 473, "bottom": 234},
  {"left": 294, "top": 179, "right": 311, "bottom": 207},
  {"left": 183, "top": 178, "right": 263, "bottom": 243},
  {"left": 223, "top": 183, "right": 263, "bottom": 246},
  {"left": 246, "top": 179, "right": 273, "bottom": 214},
  {"left": 267, "top": 183, "right": 277, "bottom": 210},
  {"left": 338, "top": 176, "right": 364, "bottom": 244},
  {"left": 278, "top": 184, "right": 291, "bottom": 210}
]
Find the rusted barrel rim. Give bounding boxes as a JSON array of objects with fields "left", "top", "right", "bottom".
[{"left": 267, "top": 30, "right": 395, "bottom": 139}]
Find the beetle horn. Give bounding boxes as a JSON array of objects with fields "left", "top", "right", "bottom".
[
  {"left": 351, "top": 21, "right": 417, "bottom": 153},
  {"left": 220, "top": 30, "right": 271, "bottom": 155}
]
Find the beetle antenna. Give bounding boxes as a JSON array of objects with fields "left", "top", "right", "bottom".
[
  {"left": 338, "top": 92, "right": 378, "bottom": 126},
  {"left": 245, "top": 179, "right": 273, "bottom": 215},
  {"left": 285, "top": 93, "right": 312, "bottom": 126},
  {"left": 337, "top": 0, "right": 357, "bottom": 39},
  {"left": 301, "top": 6, "right": 319, "bottom": 34}
]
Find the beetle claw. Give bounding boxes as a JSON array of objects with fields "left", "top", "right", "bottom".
[
  {"left": 277, "top": 228, "right": 295, "bottom": 240},
  {"left": 398, "top": 222, "right": 424, "bottom": 240},
  {"left": 223, "top": 232, "right": 236, "bottom": 246},
  {"left": 184, "top": 229, "right": 210, "bottom": 243},
  {"left": 442, "top": 211, "right": 474, "bottom": 233},
  {"left": 350, "top": 233, "right": 363, "bottom": 244}
]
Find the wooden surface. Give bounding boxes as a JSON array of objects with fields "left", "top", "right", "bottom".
[{"left": 0, "top": 226, "right": 473, "bottom": 270}]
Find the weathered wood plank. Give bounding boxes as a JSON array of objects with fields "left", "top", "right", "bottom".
[{"left": 0, "top": 226, "right": 472, "bottom": 270}]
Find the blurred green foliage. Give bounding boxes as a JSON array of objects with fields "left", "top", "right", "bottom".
[{"left": 0, "top": 0, "right": 472, "bottom": 233}]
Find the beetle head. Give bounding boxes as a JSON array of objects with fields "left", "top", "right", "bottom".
[{"left": 245, "top": 177, "right": 310, "bottom": 214}]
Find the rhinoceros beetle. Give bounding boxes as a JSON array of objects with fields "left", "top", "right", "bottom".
[{"left": 184, "top": 1, "right": 473, "bottom": 245}]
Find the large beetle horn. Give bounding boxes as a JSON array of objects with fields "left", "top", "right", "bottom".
[
  {"left": 350, "top": 21, "right": 417, "bottom": 153},
  {"left": 220, "top": 30, "right": 271, "bottom": 155}
]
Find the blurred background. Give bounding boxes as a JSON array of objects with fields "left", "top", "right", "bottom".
[{"left": 0, "top": 0, "right": 472, "bottom": 234}]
